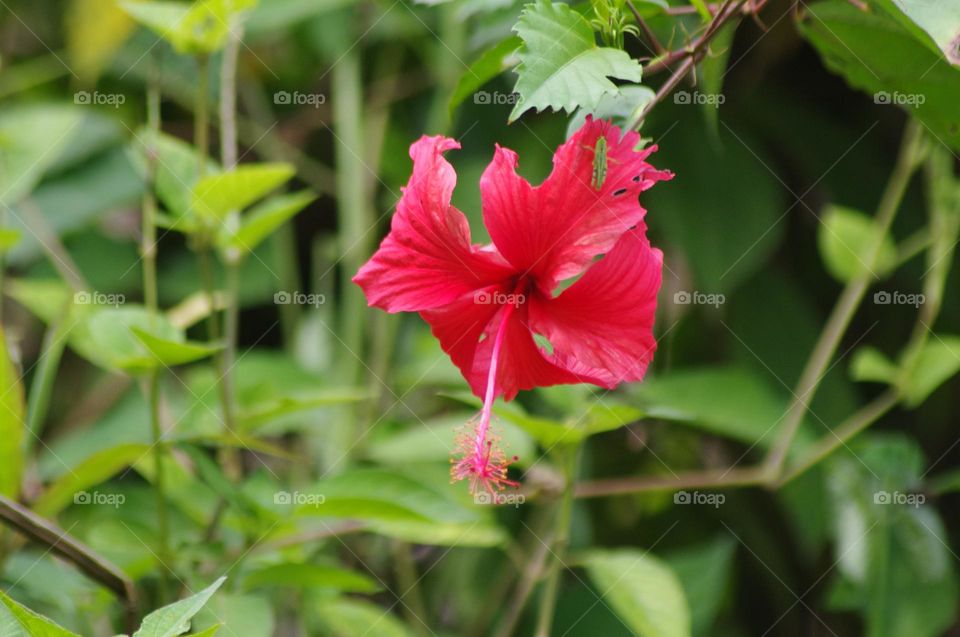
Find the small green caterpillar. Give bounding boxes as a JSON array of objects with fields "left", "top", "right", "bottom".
[{"left": 591, "top": 136, "right": 608, "bottom": 190}]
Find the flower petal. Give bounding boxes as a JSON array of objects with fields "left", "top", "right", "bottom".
[
  {"left": 421, "top": 294, "right": 588, "bottom": 400},
  {"left": 354, "top": 135, "right": 514, "bottom": 312},
  {"left": 528, "top": 227, "right": 662, "bottom": 388},
  {"left": 480, "top": 117, "right": 671, "bottom": 293}
]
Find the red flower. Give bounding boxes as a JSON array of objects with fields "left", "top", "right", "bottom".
[{"left": 354, "top": 117, "right": 672, "bottom": 495}]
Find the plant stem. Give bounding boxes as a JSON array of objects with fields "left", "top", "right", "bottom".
[
  {"left": 142, "top": 51, "right": 170, "bottom": 602},
  {"left": 195, "top": 54, "right": 210, "bottom": 178},
  {"left": 575, "top": 466, "right": 767, "bottom": 498},
  {"left": 534, "top": 447, "right": 578, "bottom": 637},
  {"left": 392, "top": 541, "right": 429, "bottom": 636},
  {"left": 762, "top": 119, "right": 923, "bottom": 478}
]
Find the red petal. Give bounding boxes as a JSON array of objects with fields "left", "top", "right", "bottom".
[
  {"left": 480, "top": 118, "right": 671, "bottom": 294},
  {"left": 354, "top": 135, "right": 514, "bottom": 312},
  {"left": 528, "top": 228, "right": 662, "bottom": 388},
  {"left": 421, "top": 294, "right": 588, "bottom": 400}
]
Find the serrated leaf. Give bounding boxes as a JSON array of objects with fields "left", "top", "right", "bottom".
[
  {"left": 133, "top": 576, "right": 227, "bottom": 637},
  {"left": 579, "top": 549, "right": 691, "bottom": 637},
  {"left": 449, "top": 35, "right": 522, "bottom": 115},
  {"left": 509, "top": 0, "right": 643, "bottom": 121},
  {"left": 192, "top": 163, "right": 295, "bottom": 222},
  {"left": 0, "top": 591, "right": 82, "bottom": 636},
  {"left": 817, "top": 205, "right": 897, "bottom": 283},
  {"left": 217, "top": 190, "right": 314, "bottom": 254}
]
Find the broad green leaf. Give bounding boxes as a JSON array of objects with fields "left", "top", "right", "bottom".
[
  {"left": 448, "top": 35, "right": 522, "bottom": 115},
  {"left": 131, "top": 327, "right": 221, "bottom": 366},
  {"left": 509, "top": 0, "right": 644, "bottom": 121},
  {"left": 900, "top": 335, "right": 960, "bottom": 407},
  {"left": 0, "top": 228, "right": 22, "bottom": 251},
  {"left": 566, "top": 85, "right": 655, "bottom": 138},
  {"left": 33, "top": 443, "right": 152, "bottom": 516},
  {"left": 242, "top": 563, "right": 380, "bottom": 593},
  {"left": 664, "top": 537, "right": 736, "bottom": 636},
  {"left": 799, "top": 1, "right": 960, "bottom": 150},
  {"left": 194, "top": 593, "right": 273, "bottom": 637},
  {"left": 826, "top": 435, "right": 957, "bottom": 637},
  {"left": 0, "top": 591, "right": 81, "bottom": 636},
  {"left": 6, "top": 278, "right": 72, "bottom": 325},
  {"left": 192, "top": 163, "right": 295, "bottom": 221},
  {"left": 817, "top": 205, "right": 897, "bottom": 283},
  {"left": 217, "top": 190, "right": 315, "bottom": 254},
  {"left": 631, "top": 367, "right": 815, "bottom": 451},
  {"left": 872, "top": 0, "right": 960, "bottom": 67},
  {"left": 66, "top": 0, "right": 136, "bottom": 78},
  {"left": 69, "top": 306, "right": 186, "bottom": 373},
  {"left": 370, "top": 519, "right": 507, "bottom": 547},
  {"left": 121, "top": 0, "right": 234, "bottom": 55},
  {"left": 0, "top": 328, "right": 24, "bottom": 498},
  {"left": 315, "top": 599, "right": 414, "bottom": 637},
  {"left": 0, "top": 104, "right": 84, "bottom": 206},
  {"left": 850, "top": 346, "right": 898, "bottom": 384},
  {"left": 580, "top": 549, "right": 691, "bottom": 637},
  {"left": 133, "top": 576, "right": 227, "bottom": 637},
  {"left": 184, "top": 626, "right": 221, "bottom": 637}
]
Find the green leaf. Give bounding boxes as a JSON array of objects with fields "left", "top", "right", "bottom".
[
  {"left": 236, "top": 387, "right": 371, "bottom": 431},
  {"left": 818, "top": 205, "right": 897, "bottom": 283},
  {"left": 448, "top": 35, "right": 522, "bottom": 115},
  {"left": 120, "top": 0, "right": 233, "bottom": 55},
  {"left": 242, "top": 563, "right": 381, "bottom": 593},
  {"left": 509, "top": 0, "right": 644, "bottom": 121},
  {"left": 315, "top": 599, "right": 414, "bottom": 637},
  {"left": 131, "top": 327, "right": 221, "bottom": 366},
  {"left": 193, "top": 593, "right": 273, "bottom": 637},
  {"left": 699, "top": 22, "right": 736, "bottom": 137},
  {"left": 579, "top": 548, "right": 691, "bottom": 637},
  {"left": 192, "top": 163, "right": 295, "bottom": 222},
  {"left": 664, "top": 537, "right": 736, "bottom": 635},
  {"left": 900, "top": 335, "right": 960, "bottom": 406},
  {"left": 6, "top": 279, "right": 72, "bottom": 325},
  {"left": 566, "top": 85, "right": 655, "bottom": 137},
  {"left": 33, "top": 443, "right": 152, "bottom": 516},
  {"left": 69, "top": 306, "right": 189, "bottom": 373},
  {"left": 872, "top": 0, "right": 960, "bottom": 67},
  {"left": 0, "top": 329, "right": 24, "bottom": 498},
  {"left": 799, "top": 1, "right": 960, "bottom": 150},
  {"left": 0, "top": 228, "right": 22, "bottom": 252},
  {"left": 0, "top": 591, "right": 82, "bottom": 636},
  {"left": 217, "top": 190, "right": 315, "bottom": 254},
  {"left": 850, "top": 346, "right": 898, "bottom": 384},
  {"left": 133, "top": 576, "right": 227, "bottom": 637},
  {"left": 184, "top": 626, "right": 221, "bottom": 637}
]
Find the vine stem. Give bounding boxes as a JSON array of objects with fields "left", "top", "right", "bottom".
[
  {"left": 143, "top": 51, "right": 171, "bottom": 601},
  {"left": 534, "top": 446, "right": 578, "bottom": 637}
]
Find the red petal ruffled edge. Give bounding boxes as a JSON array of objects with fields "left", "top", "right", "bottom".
[
  {"left": 480, "top": 117, "right": 672, "bottom": 294},
  {"left": 354, "top": 135, "right": 514, "bottom": 313},
  {"left": 528, "top": 227, "right": 662, "bottom": 388}
]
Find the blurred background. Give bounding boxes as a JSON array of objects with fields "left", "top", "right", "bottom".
[{"left": 0, "top": 0, "right": 958, "bottom": 635}]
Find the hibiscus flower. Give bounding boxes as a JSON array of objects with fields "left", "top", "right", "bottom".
[{"left": 354, "top": 117, "right": 672, "bottom": 495}]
